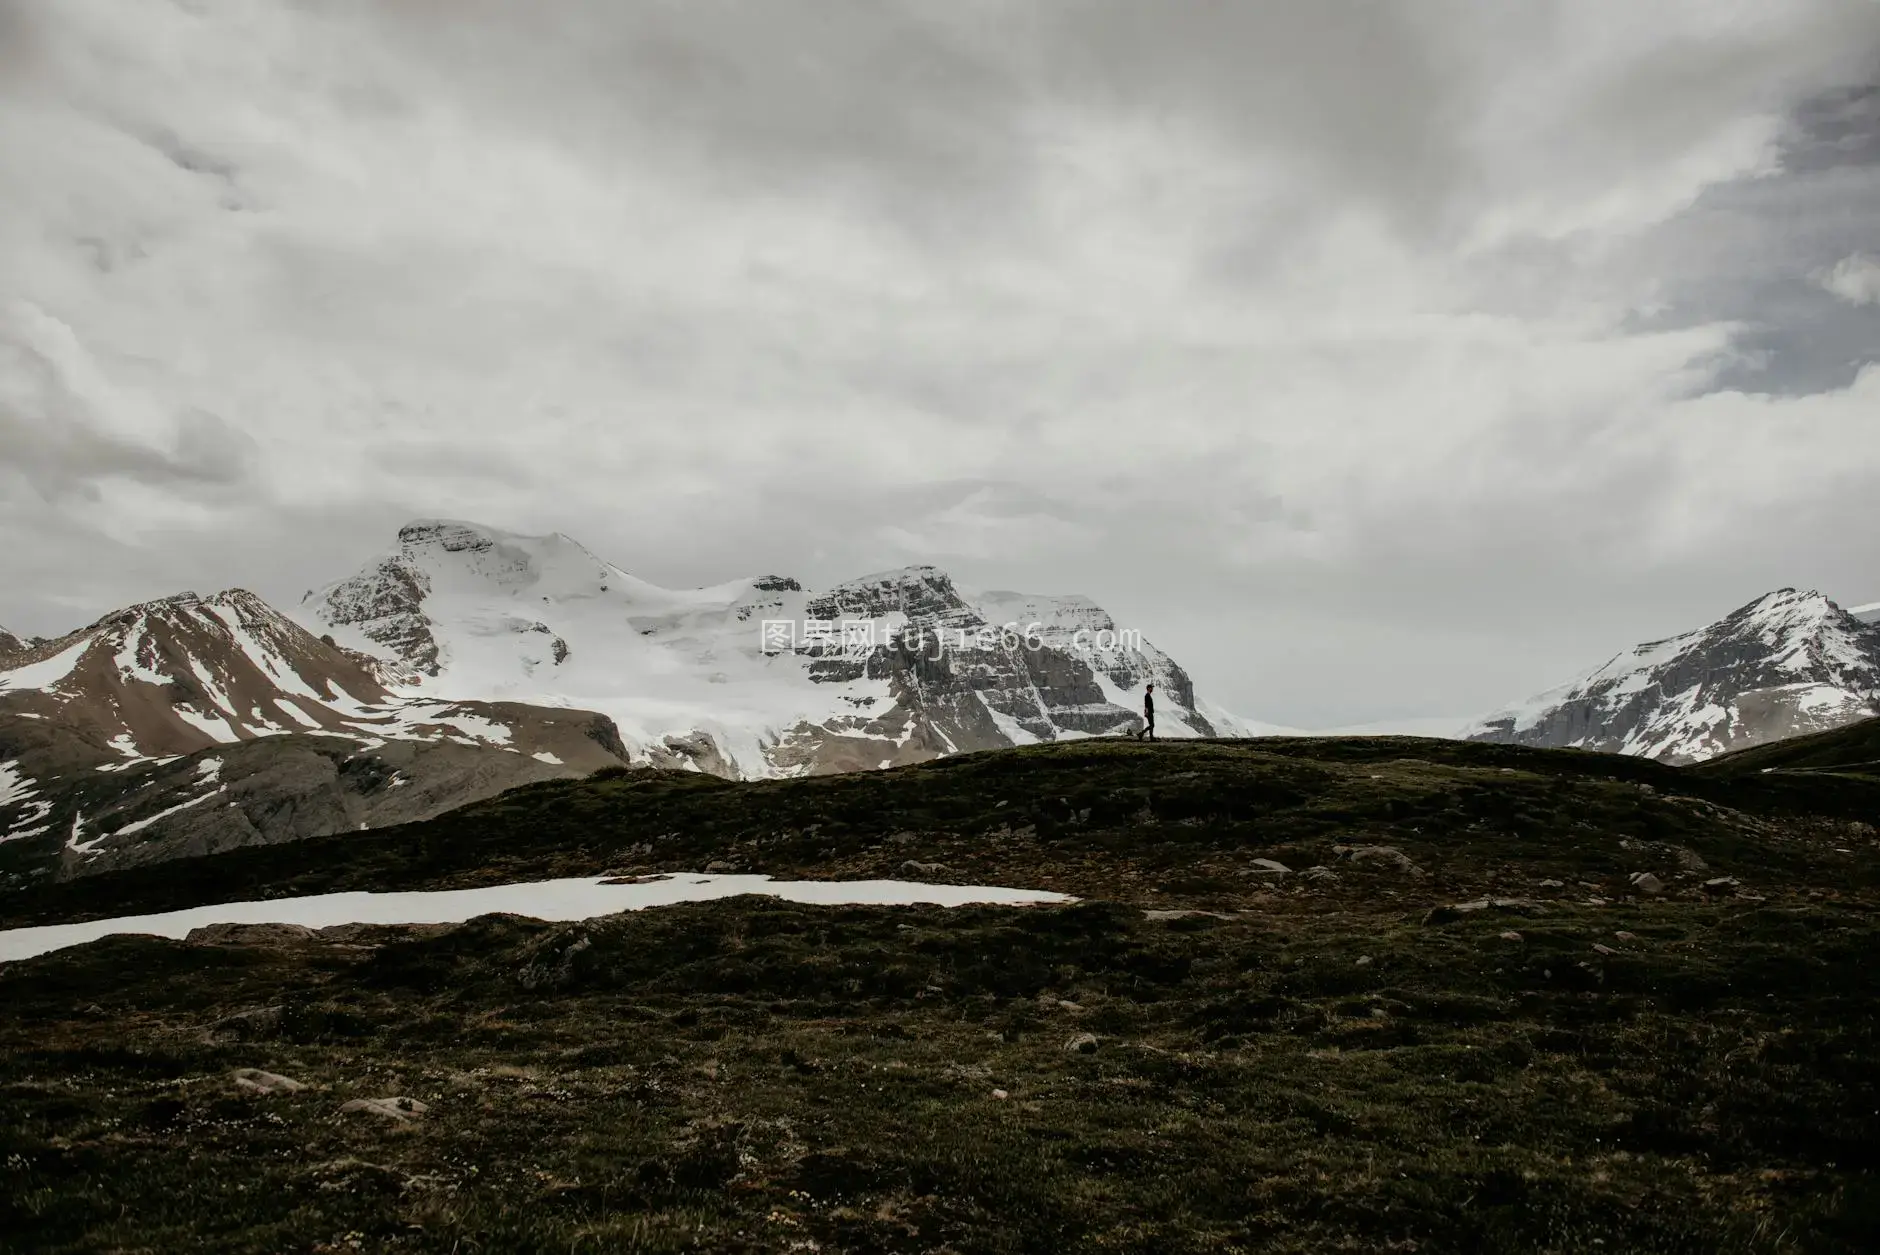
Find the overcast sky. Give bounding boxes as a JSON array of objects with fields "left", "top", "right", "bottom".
[{"left": 3, "top": 0, "right": 1879, "bottom": 729}]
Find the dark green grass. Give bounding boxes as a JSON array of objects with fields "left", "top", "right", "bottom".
[
  {"left": 3, "top": 896, "right": 1877, "bottom": 1253},
  {"left": 2, "top": 733, "right": 1878, "bottom": 1252},
  {"left": 7, "top": 733, "right": 1879, "bottom": 928}
]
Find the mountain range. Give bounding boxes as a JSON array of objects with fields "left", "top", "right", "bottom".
[
  {"left": 0, "top": 519, "right": 1264, "bottom": 886},
  {"left": 5, "top": 517, "right": 1875, "bottom": 885}
]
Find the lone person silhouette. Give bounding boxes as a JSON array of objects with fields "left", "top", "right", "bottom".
[{"left": 1137, "top": 682, "right": 1156, "bottom": 741}]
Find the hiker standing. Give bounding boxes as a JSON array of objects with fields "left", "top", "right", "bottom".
[{"left": 1138, "top": 682, "right": 1156, "bottom": 741}]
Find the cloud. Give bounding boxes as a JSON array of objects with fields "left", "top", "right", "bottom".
[
  {"left": 0, "top": 301, "right": 256, "bottom": 500},
  {"left": 1816, "top": 252, "right": 1880, "bottom": 304},
  {"left": 1, "top": 0, "right": 1878, "bottom": 726}
]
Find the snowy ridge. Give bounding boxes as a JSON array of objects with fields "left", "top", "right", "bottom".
[{"left": 1465, "top": 589, "right": 1880, "bottom": 763}]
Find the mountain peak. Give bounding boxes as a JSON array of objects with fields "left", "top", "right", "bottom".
[{"left": 1469, "top": 586, "right": 1880, "bottom": 762}]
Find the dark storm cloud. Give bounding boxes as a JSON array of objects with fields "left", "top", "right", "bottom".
[
  {"left": 1627, "top": 75, "right": 1880, "bottom": 397},
  {"left": 351, "top": 0, "right": 1037, "bottom": 236},
  {"left": 354, "top": 0, "right": 1489, "bottom": 246}
]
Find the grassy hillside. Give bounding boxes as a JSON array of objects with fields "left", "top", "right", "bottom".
[
  {"left": 2, "top": 734, "right": 1877, "bottom": 1252},
  {"left": 1693, "top": 714, "right": 1880, "bottom": 780}
]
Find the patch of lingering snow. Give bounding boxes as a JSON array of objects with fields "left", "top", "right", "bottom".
[
  {"left": 395, "top": 705, "right": 514, "bottom": 746},
  {"left": 272, "top": 698, "right": 325, "bottom": 729},
  {"left": 0, "top": 873, "right": 1077, "bottom": 963},
  {"left": 174, "top": 706, "right": 242, "bottom": 744},
  {"left": 531, "top": 751, "right": 564, "bottom": 765},
  {"left": 0, "top": 637, "right": 94, "bottom": 694},
  {"left": 205, "top": 602, "right": 328, "bottom": 701},
  {"left": 115, "top": 786, "right": 227, "bottom": 837},
  {"left": 187, "top": 658, "right": 241, "bottom": 721},
  {"left": 984, "top": 707, "right": 1043, "bottom": 746},
  {"left": 0, "top": 761, "right": 55, "bottom": 844},
  {"left": 66, "top": 811, "right": 109, "bottom": 857},
  {"left": 107, "top": 733, "right": 142, "bottom": 758},
  {"left": 0, "top": 761, "right": 36, "bottom": 808},
  {"left": 114, "top": 626, "right": 174, "bottom": 687}
]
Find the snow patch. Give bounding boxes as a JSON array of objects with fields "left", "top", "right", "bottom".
[
  {"left": 0, "top": 638, "right": 94, "bottom": 694},
  {"left": 0, "top": 761, "right": 54, "bottom": 844},
  {"left": 0, "top": 873, "right": 1077, "bottom": 963},
  {"left": 115, "top": 786, "right": 227, "bottom": 837}
]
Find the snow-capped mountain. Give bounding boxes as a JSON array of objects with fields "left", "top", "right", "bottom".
[
  {"left": 302, "top": 519, "right": 1257, "bottom": 778},
  {"left": 0, "top": 589, "right": 631, "bottom": 883},
  {"left": 0, "top": 587, "right": 627, "bottom": 767},
  {"left": 1853, "top": 601, "right": 1880, "bottom": 626},
  {"left": 1464, "top": 589, "right": 1880, "bottom": 763}
]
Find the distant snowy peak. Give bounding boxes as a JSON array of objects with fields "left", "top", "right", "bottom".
[
  {"left": 1466, "top": 588, "right": 1880, "bottom": 763},
  {"left": 306, "top": 519, "right": 641, "bottom": 676},
  {"left": 1853, "top": 601, "right": 1880, "bottom": 626}
]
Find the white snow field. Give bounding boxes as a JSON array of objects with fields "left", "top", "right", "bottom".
[{"left": 0, "top": 874, "right": 1076, "bottom": 964}]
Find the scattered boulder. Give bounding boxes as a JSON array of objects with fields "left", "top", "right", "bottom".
[
  {"left": 1423, "top": 898, "right": 1540, "bottom": 925},
  {"left": 900, "top": 860, "right": 953, "bottom": 877},
  {"left": 1630, "top": 872, "right": 1666, "bottom": 896},
  {"left": 1239, "top": 858, "right": 1292, "bottom": 878},
  {"left": 1065, "top": 1033, "right": 1100, "bottom": 1055},
  {"left": 991, "top": 1089, "right": 1009, "bottom": 1100},
  {"left": 1354, "top": 955, "right": 1373, "bottom": 967},
  {"left": 1674, "top": 847, "right": 1709, "bottom": 872},
  {"left": 340, "top": 1096, "right": 428, "bottom": 1122},
  {"left": 1302, "top": 866, "right": 1340, "bottom": 884},
  {"left": 1614, "top": 931, "right": 1639, "bottom": 942},
  {"left": 1592, "top": 943, "right": 1618, "bottom": 956},
  {"left": 232, "top": 1068, "right": 303, "bottom": 1095},
  {"left": 1499, "top": 931, "right": 1524, "bottom": 942},
  {"left": 1703, "top": 877, "right": 1740, "bottom": 893},
  {"left": 704, "top": 860, "right": 736, "bottom": 874},
  {"left": 1537, "top": 879, "right": 1565, "bottom": 889},
  {"left": 1336, "top": 845, "right": 1426, "bottom": 877}
]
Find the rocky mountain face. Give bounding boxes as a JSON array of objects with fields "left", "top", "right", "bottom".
[
  {"left": 1465, "top": 589, "right": 1880, "bottom": 763},
  {"left": 0, "top": 589, "right": 631, "bottom": 887},
  {"left": 302, "top": 520, "right": 1250, "bottom": 780}
]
